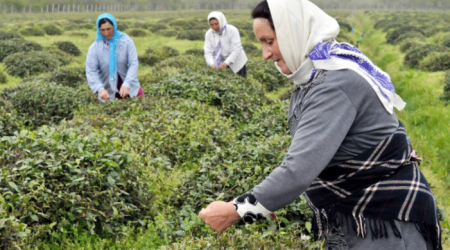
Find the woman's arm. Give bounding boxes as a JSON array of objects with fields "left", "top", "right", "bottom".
[
  {"left": 86, "top": 44, "right": 104, "bottom": 94},
  {"left": 204, "top": 31, "right": 216, "bottom": 67},
  {"left": 223, "top": 26, "right": 243, "bottom": 67}
]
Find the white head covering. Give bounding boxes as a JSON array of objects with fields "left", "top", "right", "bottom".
[
  {"left": 267, "top": 0, "right": 405, "bottom": 113},
  {"left": 207, "top": 11, "right": 227, "bottom": 31}
]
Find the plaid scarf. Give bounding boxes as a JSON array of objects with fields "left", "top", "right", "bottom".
[{"left": 305, "top": 121, "right": 441, "bottom": 249}]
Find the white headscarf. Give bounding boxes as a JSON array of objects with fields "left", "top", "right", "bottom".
[
  {"left": 267, "top": 0, "right": 405, "bottom": 113},
  {"left": 207, "top": 11, "right": 227, "bottom": 31},
  {"left": 207, "top": 11, "right": 228, "bottom": 66}
]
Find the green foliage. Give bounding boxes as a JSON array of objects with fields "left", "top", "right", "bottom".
[
  {"left": 0, "top": 31, "right": 23, "bottom": 40},
  {"left": 386, "top": 26, "right": 424, "bottom": 45},
  {"left": 0, "top": 126, "right": 154, "bottom": 246},
  {"left": 0, "top": 38, "right": 43, "bottom": 61},
  {"left": 139, "top": 46, "right": 180, "bottom": 66},
  {"left": 338, "top": 21, "right": 352, "bottom": 32},
  {"left": 67, "top": 31, "right": 88, "bottom": 37},
  {"left": 243, "top": 42, "right": 260, "bottom": 56},
  {"left": 43, "top": 24, "right": 62, "bottom": 35},
  {"left": 0, "top": 81, "right": 96, "bottom": 129},
  {"left": 0, "top": 98, "right": 22, "bottom": 137},
  {"left": 373, "top": 19, "right": 391, "bottom": 29},
  {"left": 399, "top": 40, "right": 423, "bottom": 53},
  {"left": 147, "top": 68, "right": 268, "bottom": 121},
  {"left": 441, "top": 71, "right": 450, "bottom": 105},
  {"left": 177, "top": 30, "right": 204, "bottom": 41},
  {"left": 183, "top": 48, "right": 204, "bottom": 56},
  {"left": 0, "top": 70, "right": 8, "bottom": 84},
  {"left": 79, "top": 23, "right": 95, "bottom": 30},
  {"left": 19, "top": 27, "right": 45, "bottom": 36},
  {"left": 3, "top": 50, "right": 70, "bottom": 78},
  {"left": 48, "top": 67, "right": 87, "bottom": 88},
  {"left": 64, "top": 23, "right": 80, "bottom": 31},
  {"left": 117, "top": 22, "right": 129, "bottom": 31},
  {"left": 336, "top": 32, "right": 355, "bottom": 45},
  {"left": 442, "top": 35, "right": 450, "bottom": 48},
  {"left": 420, "top": 52, "right": 450, "bottom": 72},
  {"left": 127, "top": 28, "right": 149, "bottom": 37},
  {"left": 404, "top": 44, "right": 448, "bottom": 69},
  {"left": 157, "top": 54, "right": 204, "bottom": 70},
  {"left": 148, "top": 23, "right": 168, "bottom": 32},
  {"left": 54, "top": 41, "right": 82, "bottom": 56},
  {"left": 156, "top": 30, "right": 177, "bottom": 37},
  {"left": 247, "top": 59, "right": 291, "bottom": 92},
  {"left": 169, "top": 19, "right": 198, "bottom": 30}
]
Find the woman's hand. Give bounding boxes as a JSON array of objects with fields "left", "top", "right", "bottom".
[
  {"left": 219, "top": 62, "right": 228, "bottom": 69},
  {"left": 99, "top": 89, "right": 110, "bottom": 100},
  {"left": 119, "top": 86, "right": 130, "bottom": 98},
  {"left": 198, "top": 201, "right": 241, "bottom": 232},
  {"left": 211, "top": 64, "right": 218, "bottom": 69}
]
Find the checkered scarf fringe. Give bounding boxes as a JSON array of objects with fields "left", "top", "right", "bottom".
[{"left": 305, "top": 121, "right": 442, "bottom": 249}]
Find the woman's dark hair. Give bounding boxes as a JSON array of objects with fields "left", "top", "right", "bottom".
[
  {"left": 208, "top": 17, "right": 218, "bottom": 22},
  {"left": 251, "top": 0, "right": 274, "bottom": 30},
  {"left": 98, "top": 18, "right": 113, "bottom": 28}
]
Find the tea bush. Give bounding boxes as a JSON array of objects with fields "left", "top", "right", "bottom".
[
  {"left": 127, "top": 28, "right": 149, "bottom": 37},
  {"left": 0, "top": 126, "right": 154, "bottom": 246},
  {"left": 419, "top": 52, "right": 450, "bottom": 72},
  {"left": 54, "top": 41, "right": 82, "bottom": 56},
  {"left": 441, "top": 71, "right": 450, "bottom": 105},
  {"left": 404, "top": 44, "right": 448, "bottom": 68},
  {"left": 19, "top": 27, "right": 45, "bottom": 36},
  {"left": 373, "top": 19, "right": 390, "bottom": 29},
  {"left": 117, "top": 22, "right": 129, "bottom": 31},
  {"left": 148, "top": 23, "right": 168, "bottom": 32},
  {"left": 338, "top": 21, "right": 352, "bottom": 32},
  {"left": 183, "top": 48, "right": 204, "bottom": 56},
  {"left": 386, "top": 26, "right": 424, "bottom": 45},
  {"left": 0, "top": 81, "right": 96, "bottom": 129},
  {"left": 0, "top": 70, "right": 7, "bottom": 84},
  {"left": 0, "top": 39, "right": 43, "bottom": 61},
  {"left": 390, "top": 31, "right": 424, "bottom": 45},
  {"left": 132, "top": 22, "right": 150, "bottom": 29},
  {"left": 442, "top": 35, "right": 450, "bottom": 48},
  {"left": 79, "top": 23, "right": 95, "bottom": 30},
  {"left": 247, "top": 59, "right": 291, "bottom": 92},
  {"left": 169, "top": 133, "right": 312, "bottom": 238},
  {"left": 44, "top": 49, "right": 73, "bottom": 66},
  {"left": 336, "top": 32, "right": 355, "bottom": 45},
  {"left": 177, "top": 30, "right": 204, "bottom": 41},
  {"left": 243, "top": 42, "right": 260, "bottom": 56},
  {"left": 157, "top": 54, "right": 204, "bottom": 70},
  {"left": 0, "top": 98, "right": 22, "bottom": 137},
  {"left": 64, "top": 23, "right": 80, "bottom": 31},
  {"left": 48, "top": 67, "right": 87, "bottom": 88},
  {"left": 43, "top": 24, "right": 62, "bottom": 35},
  {"left": 146, "top": 68, "right": 268, "bottom": 121},
  {"left": 170, "top": 19, "right": 197, "bottom": 30},
  {"left": 156, "top": 30, "right": 177, "bottom": 37},
  {"left": 3, "top": 50, "right": 70, "bottom": 78},
  {"left": 65, "top": 96, "right": 235, "bottom": 167},
  {"left": 139, "top": 46, "right": 180, "bottom": 66},
  {"left": 67, "top": 31, "right": 88, "bottom": 37},
  {"left": 399, "top": 40, "right": 422, "bottom": 53},
  {"left": 0, "top": 31, "right": 23, "bottom": 40}
]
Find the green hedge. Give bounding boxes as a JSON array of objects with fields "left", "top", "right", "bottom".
[
  {"left": 247, "top": 59, "right": 291, "bottom": 92},
  {"left": 0, "top": 39, "right": 43, "bottom": 61}
]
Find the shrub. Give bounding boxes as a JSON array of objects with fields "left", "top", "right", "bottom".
[
  {"left": 45, "top": 49, "right": 73, "bottom": 66},
  {"left": 390, "top": 31, "right": 424, "bottom": 45},
  {"left": 442, "top": 35, "right": 450, "bottom": 48},
  {"left": 169, "top": 19, "right": 197, "bottom": 30},
  {"left": 177, "top": 30, "right": 204, "bottom": 41},
  {"left": 117, "top": 22, "right": 129, "bottom": 31},
  {"left": 3, "top": 50, "right": 72, "bottom": 78},
  {"left": 0, "top": 126, "right": 154, "bottom": 246},
  {"left": 148, "top": 23, "right": 168, "bottom": 32},
  {"left": 132, "top": 22, "right": 150, "bottom": 29},
  {"left": 156, "top": 30, "right": 177, "bottom": 37},
  {"left": 54, "top": 41, "right": 82, "bottom": 56},
  {"left": 157, "top": 55, "right": 204, "bottom": 70},
  {"left": 382, "top": 23, "right": 404, "bottom": 33},
  {"left": 139, "top": 46, "right": 180, "bottom": 66},
  {"left": 184, "top": 48, "right": 204, "bottom": 56},
  {"left": 146, "top": 68, "right": 268, "bottom": 121},
  {"left": 0, "top": 98, "right": 22, "bottom": 137},
  {"left": 68, "top": 31, "right": 88, "bottom": 37},
  {"left": 0, "top": 31, "right": 23, "bottom": 40},
  {"left": 0, "top": 39, "right": 43, "bottom": 61},
  {"left": 19, "top": 27, "right": 45, "bottom": 36},
  {"left": 0, "top": 81, "right": 96, "bottom": 129},
  {"left": 246, "top": 30, "right": 256, "bottom": 42},
  {"left": 0, "top": 70, "right": 8, "bottom": 84},
  {"left": 64, "top": 23, "right": 80, "bottom": 31},
  {"left": 247, "top": 59, "right": 291, "bottom": 92},
  {"left": 43, "top": 24, "right": 62, "bottom": 35},
  {"left": 399, "top": 40, "right": 422, "bottom": 53},
  {"left": 127, "top": 28, "right": 149, "bottom": 37},
  {"left": 336, "top": 32, "right": 354, "bottom": 45},
  {"left": 243, "top": 42, "right": 260, "bottom": 56},
  {"left": 404, "top": 44, "right": 448, "bottom": 68},
  {"left": 386, "top": 26, "right": 424, "bottom": 45},
  {"left": 338, "top": 21, "right": 352, "bottom": 32},
  {"left": 419, "top": 52, "right": 450, "bottom": 72},
  {"left": 441, "top": 71, "right": 450, "bottom": 105},
  {"left": 79, "top": 23, "right": 95, "bottom": 30},
  {"left": 48, "top": 67, "right": 87, "bottom": 88},
  {"left": 373, "top": 19, "right": 390, "bottom": 29}
]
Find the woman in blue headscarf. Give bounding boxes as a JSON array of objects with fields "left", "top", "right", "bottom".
[{"left": 86, "top": 13, "right": 144, "bottom": 101}]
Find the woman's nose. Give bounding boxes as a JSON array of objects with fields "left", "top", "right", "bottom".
[{"left": 262, "top": 48, "right": 272, "bottom": 61}]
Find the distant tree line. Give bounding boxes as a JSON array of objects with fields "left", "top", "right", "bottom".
[{"left": 0, "top": 0, "right": 449, "bottom": 13}]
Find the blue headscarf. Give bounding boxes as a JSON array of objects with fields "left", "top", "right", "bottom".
[{"left": 95, "top": 13, "right": 124, "bottom": 86}]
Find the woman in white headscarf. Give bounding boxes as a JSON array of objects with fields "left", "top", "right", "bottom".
[
  {"left": 199, "top": 1, "right": 441, "bottom": 249},
  {"left": 204, "top": 11, "right": 248, "bottom": 77}
]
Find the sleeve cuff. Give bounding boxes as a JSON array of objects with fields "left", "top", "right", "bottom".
[{"left": 233, "top": 190, "right": 272, "bottom": 224}]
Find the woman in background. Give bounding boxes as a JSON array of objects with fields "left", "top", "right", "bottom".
[
  {"left": 86, "top": 13, "right": 144, "bottom": 102},
  {"left": 204, "top": 11, "right": 248, "bottom": 77}
]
